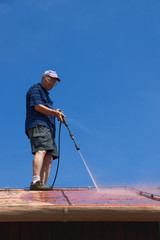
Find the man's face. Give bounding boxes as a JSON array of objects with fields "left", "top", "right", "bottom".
[{"left": 42, "top": 76, "right": 57, "bottom": 91}]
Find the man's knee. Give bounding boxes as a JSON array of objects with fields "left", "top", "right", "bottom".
[{"left": 35, "top": 150, "right": 47, "bottom": 157}]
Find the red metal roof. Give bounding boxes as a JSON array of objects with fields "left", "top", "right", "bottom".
[{"left": 0, "top": 187, "right": 160, "bottom": 222}]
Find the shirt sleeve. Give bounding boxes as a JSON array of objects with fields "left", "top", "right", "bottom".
[{"left": 29, "top": 85, "right": 44, "bottom": 107}]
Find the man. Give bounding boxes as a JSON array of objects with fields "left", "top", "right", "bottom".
[{"left": 25, "top": 70, "right": 65, "bottom": 191}]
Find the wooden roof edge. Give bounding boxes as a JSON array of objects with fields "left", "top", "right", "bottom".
[{"left": 0, "top": 206, "right": 160, "bottom": 222}]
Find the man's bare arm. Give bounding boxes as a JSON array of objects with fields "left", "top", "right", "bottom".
[{"left": 34, "top": 104, "right": 65, "bottom": 123}]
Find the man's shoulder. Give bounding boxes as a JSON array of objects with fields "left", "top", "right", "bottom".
[{"left": 27, "top": 83, "right": 40, "bottom": 93}]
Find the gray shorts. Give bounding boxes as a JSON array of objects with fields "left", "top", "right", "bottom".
[{"left": 27, "top": 126, "right": 58, "bottom": 159}]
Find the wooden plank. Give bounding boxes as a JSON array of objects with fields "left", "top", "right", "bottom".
[
  {"left": 0, "top": 222, "right": 9, "bottom": 240},
  {"left": 0, "top": 222, "right": 159, "bottom": 240},
  {"left": 19, "top": 222, "right": 32, "bottom": 240},
  {"left": 9, "top": 222, "right": 20, "bottom": 240}
]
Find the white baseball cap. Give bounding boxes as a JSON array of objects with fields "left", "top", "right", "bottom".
[{"left": 43, "top": 70, "right": 61, "bottom": 82}]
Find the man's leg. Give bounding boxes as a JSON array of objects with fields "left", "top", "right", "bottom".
[
  {"left": 40, "top": 154, "right": 53, "bottom": 185},
  {"left": 33, "top": 150, "right": 47, "bottom": 177},
  {"left": 30, "top": 150, "right": 51, "bottom": 190}
]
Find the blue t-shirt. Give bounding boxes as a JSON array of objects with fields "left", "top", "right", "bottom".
[{"left": 25, "top": 83, "right": 55, "bottom": 137}]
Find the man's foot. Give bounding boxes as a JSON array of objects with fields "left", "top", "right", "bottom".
[{"left": 30, "top": 181, "right": 50, "bottom": 191}]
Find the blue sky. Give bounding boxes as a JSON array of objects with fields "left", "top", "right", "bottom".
[{"left": 0, "top": 0, "right": 160, "bottom": 188}]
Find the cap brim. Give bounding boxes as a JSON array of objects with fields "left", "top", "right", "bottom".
[{"left": 49, "top": 76, "right": 61, "bottom": 82}]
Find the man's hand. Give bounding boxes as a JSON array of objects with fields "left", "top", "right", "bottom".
[
  {"left": 34, "top": 105, "right": 66, "bottom": 123},
  {"left": 34, "top": 104, "right": 55, "bottom": 115},
  {"left": 54, "top": 109, "right": 66, "bottom": 123}
]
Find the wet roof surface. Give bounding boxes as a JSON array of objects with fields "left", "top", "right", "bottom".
[
  {"left": 1, "top": 187, "right": 160, "bottom": 222},
  {"left": 0, "top": 187, "right": 160, "bottom": 206}
]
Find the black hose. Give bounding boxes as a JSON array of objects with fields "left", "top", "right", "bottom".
[
  {"left": 50, "top": 112, "right": 80, "bottom": 189},
  {"left": 51, "top": 121, "right": 62, "bottom": 189}
]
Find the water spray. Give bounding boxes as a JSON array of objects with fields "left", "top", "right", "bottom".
[{"left": 51, "top": 111, "right": 99, "bottom": 192}]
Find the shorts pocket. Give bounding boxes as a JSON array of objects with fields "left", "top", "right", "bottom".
[{"left": 33, "top": 132, "right": 46, "bottom": 137}]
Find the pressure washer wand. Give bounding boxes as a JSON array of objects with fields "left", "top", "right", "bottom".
[
  {"left": 52, "top": 110, "right": 99, "bottom": 191},
  {"left": 51, "top": 110, "right": 80, "bottom": 189},
  {"left": 60, "top": 111, "right": 99, "bottom": 191},
  {"left": 60, "top": 111, "right": 80, "bottom": 151}
]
